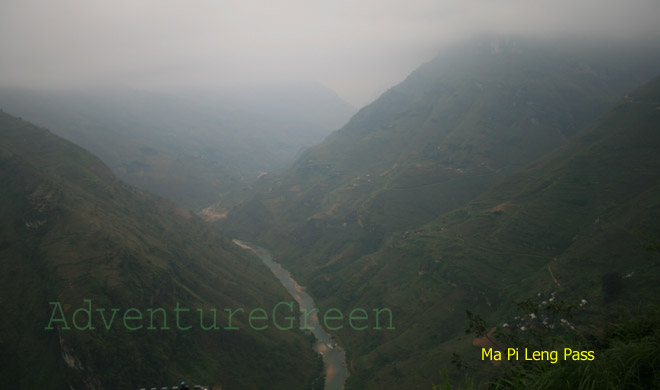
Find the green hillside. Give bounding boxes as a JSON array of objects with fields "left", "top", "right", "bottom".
[
  {"left": 222, "top": 37, "right": 660, "bottom": 279},
  {"left": 316, "top": 74, "right": 660, "bottom": 388},
  {"left": 0, "top": 110, "right": 321, "bottom": 389},
  {"left": 220, "top": 37, "right": 660, "bottom": 388}
]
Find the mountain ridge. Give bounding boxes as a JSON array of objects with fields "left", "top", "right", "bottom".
[
  {"left": 0, "top": 110, "right": 321, "bottom": 389},
  {"left": 303, "top": 74, "right": 660, "bottom": 388},
  {"left": 219, "top": 37, "right": 660, "bottom": 388},
  {"left": 221, "top": 36, "right": 660, "bottom": 273}
]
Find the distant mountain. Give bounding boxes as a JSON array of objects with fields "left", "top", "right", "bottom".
[
  {"left": 176, "top": 83, "right": 356, "bottom": 135},
  {"left": 0, "top": 84, "right": 355, "bottom": 210},
  {"left": 219, "top": 37, "right": 660, "bottom": 388},
  {"left": 0, "top": 110, "right": 320, "bottom": 389}
]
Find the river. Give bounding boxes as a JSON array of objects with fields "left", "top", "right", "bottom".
[{"left": 233, "top": 240, "right": 350, "bottom": 390}]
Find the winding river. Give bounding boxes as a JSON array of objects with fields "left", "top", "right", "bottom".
[{"left": 233, "top": 240, "right": 350, "bottom": 390}]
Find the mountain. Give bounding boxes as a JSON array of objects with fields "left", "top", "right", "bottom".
[
  {"left": 219, "top": 37, "right": 660, "bottom": 388},
  {"left": 315, "top": 74, "right": 660, "bottom": 388},
  {"left": 0, "top": 84, "right": 355, "bottom": 211},
  {"left": 221, "top": 36, "right": 660, "bottom": 277},
  {"left": 0, "top": 110, "right": 321, "bottom": 389}
]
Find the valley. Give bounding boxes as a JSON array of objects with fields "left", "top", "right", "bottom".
[
  {"left": 234, "top": 240, "right": 350, "bottom": 390},
  {"left": 218, "top": 38, "right": 660, "bottom": 388},
  {"left": 2, "top": 19, "right": 660, "bottom": 389},
  {"left": 0, "top": 85, "right": 355, "bottom": 210}
]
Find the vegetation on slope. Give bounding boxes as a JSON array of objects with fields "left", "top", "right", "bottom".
[
  {"left": 432, "top": 303, "right": 660, "bottom": 390},
  {"left": 323, "top": 75, "right": 660, "bottom": 388},
  {"left": 490, "top": 309, "right": 660, "bottom": 390},
  {"left": 0, "top": 110, "right": 321, "bottom": 389},
  {"left": 222, "top": 36, "right": 660, "bottom": 279},
  {"left": 221, "top": 37, "right": 660, "bottom": 389}
]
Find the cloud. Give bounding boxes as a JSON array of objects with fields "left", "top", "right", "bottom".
[{"left": 1, "top": 0, "right": 659, "bottom": 106}]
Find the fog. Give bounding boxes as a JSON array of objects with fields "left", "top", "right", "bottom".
[{"left": 1, "top": 0, "right": 659, "bottom": 107}]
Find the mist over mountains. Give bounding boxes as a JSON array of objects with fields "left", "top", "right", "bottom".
[
  {"left": 2, "top": 3, "right": 660, "bottom": 387},
  {"left": 218, "top": 36, "right": 660, "bottom": 388},
  {"left": 0, "top": 84, "right": 354, "bottom": 210},
  {"left": 221, "top": 36, "right": 660, "bottom": 258}
]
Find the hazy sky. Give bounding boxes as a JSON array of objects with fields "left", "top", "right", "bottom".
[{"left": 1, "top": 0, "right": 659, "bottom": 107}]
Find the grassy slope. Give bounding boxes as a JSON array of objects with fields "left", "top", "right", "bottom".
[
  {"left": 221, "top": 37, "right": 660, "bottom": 389},
  {"left": 223, "top": 37, "right": 660, "bottom": 282},
  {"left": 0, "top": 111, "right": 320, "bottom": 389},
  {"left": 489, "top": 305, "right": 660, "bottom": 389},
  {"left": 324, "top": 75, "right": 660, "bottom": 388}
]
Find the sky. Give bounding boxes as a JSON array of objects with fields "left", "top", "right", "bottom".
[{"left": 1, "top": 0, "right": 659, "bottom": 107}]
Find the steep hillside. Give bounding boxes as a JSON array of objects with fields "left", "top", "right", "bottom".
[
  {"left": 0, "top": 85, "right": 355, "bottom": 210},
  {"left": 222, "top": 37, "right": 660, "bottom": 279},
  {"left": 304, "top": 75, "right": 660, "bottom": 388},
  {"left": 0, "top": 110, "right": 320, "bottom": 389},
  {"left": 219, "top": 37, "right": 660, "bottom": 389}
]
